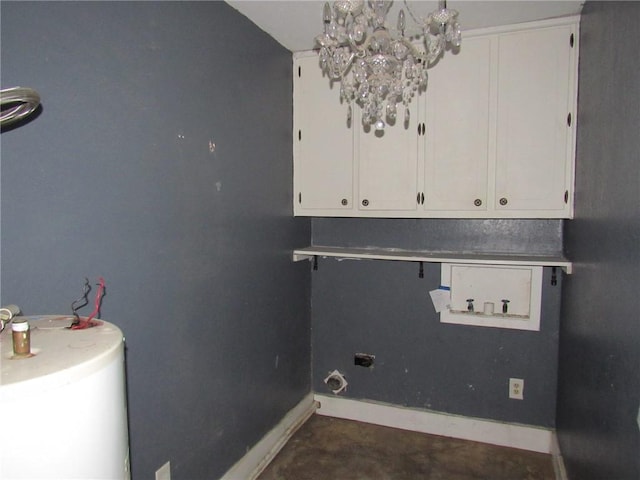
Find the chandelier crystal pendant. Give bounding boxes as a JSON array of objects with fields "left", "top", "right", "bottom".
[{"left": 315, "top": 0, "right": 461, "bottom": 132}]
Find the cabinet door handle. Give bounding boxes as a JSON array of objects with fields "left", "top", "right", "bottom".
[
  {"left": 421, "top": 192, "right": 424, "bottom": 204},
  {"left": 499, "top": 197, "right": 508, "bottom": 206},
  {"left": 474, "top": 198, "right": 482, "bottom": 207},
  {"left": 341, "top": 198, "right": 348, "bottom": 206},
  {"left": 362, "top": 199, "right": 369, "bottom": 207}
]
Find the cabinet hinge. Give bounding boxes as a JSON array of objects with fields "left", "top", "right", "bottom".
[{"left": 570, "top": 33, "right": 574, "bottom": 48}]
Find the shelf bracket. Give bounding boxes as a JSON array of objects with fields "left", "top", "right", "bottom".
[{"left": 292, "top": 252, "right": 313, "bottom": 262}]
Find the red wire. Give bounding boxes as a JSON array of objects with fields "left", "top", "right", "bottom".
[
  {"left": 72, "top": 277, "right": 105, "bottom": 329},
  {"left": 86, "top": 276, "right": 105, "bottom": 323}
]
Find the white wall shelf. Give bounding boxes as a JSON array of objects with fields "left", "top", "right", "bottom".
[{"left": 292, "top": 246, "right": 572, "bottom": 274}]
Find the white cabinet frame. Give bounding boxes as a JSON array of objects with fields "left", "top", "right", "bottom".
[{"left": 293, "top": 16, "right": 579, "bottom": 219}]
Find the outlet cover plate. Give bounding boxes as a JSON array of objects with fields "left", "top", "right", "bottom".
[{"left": 509, "top": 378, "right": 524, "bottom": 400}]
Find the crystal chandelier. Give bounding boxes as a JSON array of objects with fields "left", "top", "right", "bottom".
[{"left": 315, "top": 0, "right": 461, "bottom": 131}]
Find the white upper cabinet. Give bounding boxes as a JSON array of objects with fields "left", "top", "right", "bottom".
[
  {"left": 357, "top": 107, "right": 419, "bottom": 212},
  {"left": 494, "top": 24, "right": 576, "bottom": 214},
  {"left": 293, "top": 17, "right": 579, "bottom": 219},
  {"left": 422, "top": 35, "right": 492, "bottom": 214},
  {"left": 293, "top": 53, "right": 354, "bottom": 213}
]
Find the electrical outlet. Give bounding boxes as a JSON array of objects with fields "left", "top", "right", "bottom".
[
  {"left": 509, "top": 378, "right": 524, "bottom": 400},
  {"left": 156, "top": 461, "right": 171, "bottom": 480}
]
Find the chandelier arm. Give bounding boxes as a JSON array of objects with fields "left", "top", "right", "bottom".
[
  {"left": 402, "top": 0, "right": 423, "bottom": 27},
  {"left": 325, "top": 49, "right": 357, "bottom": 80},
  {"left": 346, "top": 27, "right": 370, "bottom": 58},
  {"left": 398, "top": 37, "right": 427, "bottom": 64},
  {"left": 340, "top": 51, "right": 357, "bottom": 76}
]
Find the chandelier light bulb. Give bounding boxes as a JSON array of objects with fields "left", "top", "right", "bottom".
[{"left": 316, "top": 0, "right": 461, "bottom": 132}]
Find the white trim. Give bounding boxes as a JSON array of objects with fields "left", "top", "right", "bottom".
[
  {"left": 292, "top": 246, "right": 572, "bottom": 274},
  {"left": 294, "top": 15, "right": 581, "bottom": 56},
  {"left": 314, "top": 395, "right": 553, "bottom": 454},
  {"left": 462, "top": 15, "right": 581, "bottom": 39},
  {"left": 551, "top": 432, "right": 569, "bottom": 480},
  {"left": 440, "top": 264, "right": 544, "bottom": 331},
  {"left": 220, "top": 393, "right": 318, "bottom": 480}
]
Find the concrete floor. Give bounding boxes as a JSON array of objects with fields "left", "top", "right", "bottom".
[{"left": 258, "top": 415, "right": 555, "bottom": 480}]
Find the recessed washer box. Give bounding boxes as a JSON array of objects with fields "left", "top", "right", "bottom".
[{"left": 440, "top": 264, "right": 543, "bottom": 331}]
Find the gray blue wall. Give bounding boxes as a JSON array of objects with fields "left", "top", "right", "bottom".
[
  {"left": 557, "top": 2, "right": 640, "bottom": 478},
  {"left": 1, "top": 2, "right": 310, "bottom": 479},
  {"left": 312, "top": 218, "right": 563, "bottom": 427}
]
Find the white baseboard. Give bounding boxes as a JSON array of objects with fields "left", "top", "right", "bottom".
[
  {"left": 220, "top": 393, "right": 318, "bottom": 480},
  {"left": 550, "top": 432, "right": 569, "bottom": 480},
  {"left": 314, "top": 394, "right": 554, "bottom": 454}
]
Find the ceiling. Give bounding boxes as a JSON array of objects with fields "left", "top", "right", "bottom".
[{"left": 226, "top": 1, "right": 583, "bottom": 52}]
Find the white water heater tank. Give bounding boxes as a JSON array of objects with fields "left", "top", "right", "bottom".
[{"left": 0, "top": 316, "right": 130, "bottom": 479}]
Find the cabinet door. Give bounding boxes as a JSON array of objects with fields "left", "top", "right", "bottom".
[
  {"left": 494, "top": 25, "right": 575, "bottom": 214},
  {"left": 422, "top": 36, "right": 492, "bottom": 213},
  {"left": 293, "top": 54, "right": 354, "bottom": 214},
  {"left": 357, "top": 107, "right": 419, "bottom": 212}
]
